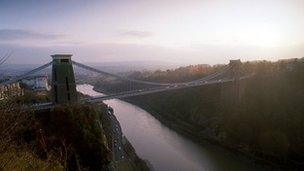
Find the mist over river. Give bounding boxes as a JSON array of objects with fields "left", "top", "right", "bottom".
[{"left": 77, "top": 84, "right": 261, "bottom": 171}]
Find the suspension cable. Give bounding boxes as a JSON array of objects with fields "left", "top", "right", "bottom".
[
  {"left": 0, "top": 61, "right": 53, "bottom": 85},
  {"left": 0, "top": 50, "right": 12, "bottom": 66},
  {"left": 72, "top": 60, "right": 230, "bottom": 86}
]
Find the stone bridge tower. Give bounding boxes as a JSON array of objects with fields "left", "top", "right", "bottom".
[
  {"left": 220, "top": 59, "right": 243, "bottom": 105},
  {"left": 51, "top": 54, "right": 78, "bottom": 104},
  {"left": 230, "top": 59, "right": 242, "bottom": 102}
]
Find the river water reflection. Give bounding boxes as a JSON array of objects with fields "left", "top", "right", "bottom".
[{"left": 77, "top": 84, "right": 260, "bottom": 171}]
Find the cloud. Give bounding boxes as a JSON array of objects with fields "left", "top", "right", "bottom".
[
  {"left": 119, "top": 30, "right": 153, "bottom": 38},
  {"left": 0, "top": 29, "right": 64, "bottom": 41}
]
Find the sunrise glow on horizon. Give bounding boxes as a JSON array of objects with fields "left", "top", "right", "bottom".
[{"left": 1, "top": 0, "right": 304, "bottom": 64}]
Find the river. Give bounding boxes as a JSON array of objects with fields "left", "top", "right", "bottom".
[{"left": 77, "top": 84, "right": 261, "bottom": 171}]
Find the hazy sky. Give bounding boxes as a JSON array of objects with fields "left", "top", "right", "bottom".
[{"left": 1, "top": 0, "right": 304, "bottom": 65}]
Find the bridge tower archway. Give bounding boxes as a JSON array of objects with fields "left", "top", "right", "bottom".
[{"left": 51, "top": 54, "right": 78, "bottom": 104}]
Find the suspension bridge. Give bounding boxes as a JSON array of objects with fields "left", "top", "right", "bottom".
[{"left": 0, "top": 54, "right": 252, "bottom": 110}]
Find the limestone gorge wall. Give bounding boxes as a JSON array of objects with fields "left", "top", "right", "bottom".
[{"left": 126, "top": 66, "right": 304, "bottom": 170}]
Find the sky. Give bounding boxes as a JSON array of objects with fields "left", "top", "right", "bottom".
[{"left": 0, "top": 0, "right": 304, "bottom": 65}]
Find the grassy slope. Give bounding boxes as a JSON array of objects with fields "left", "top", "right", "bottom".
[{"left": 1, "top": 86, "right": 151, "bottom": 170}]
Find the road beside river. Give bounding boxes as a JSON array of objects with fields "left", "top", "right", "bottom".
[{"left": 77, "top": 84, "right": 261, "bottom": 171}]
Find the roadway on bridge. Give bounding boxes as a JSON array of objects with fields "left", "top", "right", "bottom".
[
  {"left": 7, "top": 57, "right": 252, "bottom": 110},
  {"left": 31, "top": 75, "right": 252, "bottom": 110}
]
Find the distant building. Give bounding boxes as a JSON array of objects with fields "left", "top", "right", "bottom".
[
  {"left": 21, "top": 75, "right": 51, "bottom": 91},
  {"left": 0, "top": 82, "right": 24, "bottom": 100}
]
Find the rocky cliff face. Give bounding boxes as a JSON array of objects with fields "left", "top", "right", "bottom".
[
  {"left": 126, "top": 64, "right": 304, "bottom": 170},
  {"left": 34, "top": 104, "right": 112, "bottom": 170},
  {"left": 0, "top": 100, "right": 150, "bottom": 171},
  {"left": 98, "top": 105, "right": 150, "bottom": 171}
]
